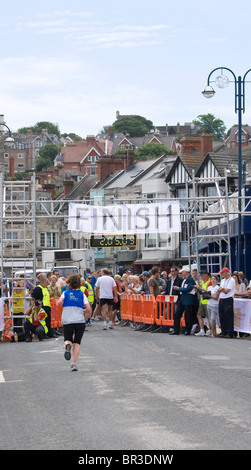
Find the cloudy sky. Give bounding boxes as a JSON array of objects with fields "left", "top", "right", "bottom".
[{"left": 1, "top": 0, "right": 251, "bottom": 136}]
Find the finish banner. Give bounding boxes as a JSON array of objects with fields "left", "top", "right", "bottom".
[{"left": 68, "top": 201, "right": 181, "bottom": 234}]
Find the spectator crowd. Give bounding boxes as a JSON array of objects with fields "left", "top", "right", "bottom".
[{"left": 1, "top": 264, "right": 251, "bottom": 345}]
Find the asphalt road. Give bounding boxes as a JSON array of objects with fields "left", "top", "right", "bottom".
[{"left": 0, "top": 322, "right": 251, "bottom": 451}]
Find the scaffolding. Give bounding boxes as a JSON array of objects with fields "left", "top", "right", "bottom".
[
  {"left": 185, "top": 169, "right": 251, "bottom": 276},
  {"left": 0, "top": 173, "right": 37, "bottom": 339}
]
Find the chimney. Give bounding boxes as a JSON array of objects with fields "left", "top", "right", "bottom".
[
  {"left": 97, "top": 155, "right": 124, "bottom": 181},
  {"left": 124, "top": 150, "right": 134, "bottom": 170},
  {"left": 63, "top": 179, "right": 74, "bottom": 196},
  {"left": 43, "top": 182, "right": 55, "bottom": 199},
  {"left": 201, "top": 133, "right": 213, "bottom": 157},
  {"left": 86, "top": 135, "right": 96, "bottom": 144},
  {"left": 180, "top": 135, "right": 201, "bottom": 155}
]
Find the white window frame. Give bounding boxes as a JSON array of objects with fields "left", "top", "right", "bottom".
[{"left": 39, "top": 232, "right": 59, "bottom": 248}]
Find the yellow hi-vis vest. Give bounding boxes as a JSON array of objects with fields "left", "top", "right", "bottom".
[
  {"left": 38, "top": 285, "right": 51, "bottom": 307},
  {"left": 29, "top": 307, "right": 48, "bottom": 334},
  {"left": 81, "top": 282, "right": 94, "bottom": 305},
  {"left": 12, "top": 291, "right": 24, "bottom": 314},
  {"left": 200, "top": 278, "right": 211, "bottom": 305}
]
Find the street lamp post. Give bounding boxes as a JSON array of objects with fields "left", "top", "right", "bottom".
[
  {"left": 0, "top": 121, "right": 15, "bottom": 173},
  {"left": 202, "top": 67, "right": 251, "bottom": 271}
]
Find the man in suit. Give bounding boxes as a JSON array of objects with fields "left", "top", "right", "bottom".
[
  {"left": 173, "top": 266, "right": 197, "bottom": 335},
  {"left": 167, "top": 267, "right": 184, "bottom": 335},
  {"left": 165, "top": 266, "right": 182, "bottom": 296}
]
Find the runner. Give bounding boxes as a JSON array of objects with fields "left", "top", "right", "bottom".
[
  {"left": 94, "top": 269, "right": 118, "bottom": 330},
  {"left": 58, "top": 274, "right": 92, "bottom": 371}
]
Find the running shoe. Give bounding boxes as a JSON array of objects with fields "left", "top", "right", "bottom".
[{"left": 64, "top": 344, "right": 71, "bottom": 360}]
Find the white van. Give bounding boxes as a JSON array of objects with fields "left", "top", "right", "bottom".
[{"left": 14, "top": 269, "right": 52, "bottom": 279}]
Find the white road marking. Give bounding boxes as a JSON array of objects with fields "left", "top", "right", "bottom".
[{"left": 0, "top": 371, "right": 6, "bottom": 383}]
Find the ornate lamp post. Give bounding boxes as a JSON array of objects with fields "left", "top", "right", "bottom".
[
  {"left": 202, "top": 67, "right": 251, "bottom": 271},
  {"left": 0, "top": 120, "right": 15, "bottom": 173}
]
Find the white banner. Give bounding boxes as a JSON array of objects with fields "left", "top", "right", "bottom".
[
  {"left": 234, "top": 299, "right": 251, "bottom": 334},
  {"left": 68, "top": 201, "right": 181, "bottom": 234}
]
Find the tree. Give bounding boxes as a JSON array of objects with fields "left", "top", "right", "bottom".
[
  {"left": 112, "top": 115, "right": 154, "bottom": 137},
  {"left": 35, "top": 143, "right": 59, "bottom": 171},
  {"left": 18, "top": 121, "right": 60, "bottom": 136},
  {"left": 134, "top": 142, "right": 173, "bottom": 160},
  {"left": 194, "top": 114, "right": 226, "bottom": 141},
  {"left": 61, "top": 133, "right": 84, "bottom": 141}
]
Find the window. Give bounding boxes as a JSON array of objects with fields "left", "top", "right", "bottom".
[
  {"left": 4, "top": 153, "right": 9, "bottom": 158},
  {"left": 144, "top": 233, "right": 171, "bottom": 249},
  {"left": 39, "top": 196, "right": 50, "bottom": 212},
  {"left": 36, "top": 139, "right": 42, "bottom": 147},
  {"left": 39, "top": 232, "right": 59, "bottom": 248},
  {"left": 236, "top": 135, "right": 246, "bottom": 143},
  {"left": 17, "top": 163, "right": 24, "bottom": 168},
  {"left": 72, "top": 239, "right": 80, "bottom": 249},
  {"left": 145, "top": 233, "right": 157, "bottom": 248},
  {"left": 90, "top": 167, "right": 96, "bottom": 175},
  {"left": 18, "top": 153, "right": 24, "bottom": 158},
  {"left": 6, "top": 232, "right": 18, "bottom": 240}
]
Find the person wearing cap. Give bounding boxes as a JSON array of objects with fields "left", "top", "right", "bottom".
[
  {"left": 218, "top": 267, "right": 235, "bottom": 338},
  {"left": 139, "top": 271, "right": 150, "bottom": 295},
  {"left": 173, "top": 266, "right": 197, "bottom": 335},
  {"left": 194, "top": 271, "right": 212, "bottom": 337}
]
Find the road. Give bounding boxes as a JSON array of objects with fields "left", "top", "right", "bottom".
[{"left": 0, "top": 322, "right": 251, "bottom": 451}]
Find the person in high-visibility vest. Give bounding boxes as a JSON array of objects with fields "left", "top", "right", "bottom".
[
  {"left": 84, "top": 276, "right": 95, "bottom": 306},
  {"left": 80, "top": 277, "right": 94, "bottom": 326},
  {"left": 31, "top": 273, "right": 55, "bottom": 337},
  {"left": 23, "top": 300, "right": 48, "bottom": 341},
  {"left": 194, "top": 270, "right": 212, "bottom": 336}
]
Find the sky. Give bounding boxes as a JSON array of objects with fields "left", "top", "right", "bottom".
[{"left": 1, "top": 0, "right": 251, "bottom": 137}]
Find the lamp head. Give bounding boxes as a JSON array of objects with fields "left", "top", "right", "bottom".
[
  {"left": 202, "top": 85, "right": 215, "bottom": 98},
  {"left": 4, "top": 136, "right": 15, "bottom": 147}
]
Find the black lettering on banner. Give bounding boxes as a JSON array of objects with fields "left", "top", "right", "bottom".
[
  {"left": 154, "top": 204, "right": 173, "bottom": 230},
  {"left": 135, "top": 207, "right": 150, "bottom": 230},
  {"left": 75, "top": 207, "right": 89, "bottom": 231},
  {"left": 102, "top": 208, "right": 123, "bottom": 231}
]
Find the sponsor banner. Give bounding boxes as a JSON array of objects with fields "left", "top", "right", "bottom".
[
  {"left": 68, "top": 201, "right": 181, "bottom": 235},
  {"left": 234, "top": 299, "right": 251, "bottom": 334}
]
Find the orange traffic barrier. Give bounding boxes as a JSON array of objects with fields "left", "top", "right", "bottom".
[
  {"left": 50, "top": 298, "right": 58, "bottom": 328},
  {"left": 126, "top": 294, "right": 133, "bottom": 321},
  {"left": 180, "top": 314, "right": 186, "bottom": 327},
  {"left": 1, "top": 302, "right": 14, "bottom": 342},
  {"left": 120, "top": 292, "right": 129, "bottom": 320},
  {"left": 120, "top": 293, "right": 186, "bottom": 329},
  {"left": 156, "top": 295, "right": 177, "bottom": 327},
  {"left": 56, "top": 300, "right": 63, "bottom": 327},
  {"left": 132, "top": 294, "right": 143, "bottom": 323},
  {"left": 141, "top": 294, "right": 156, "bottom": 325}
]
